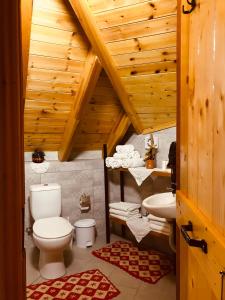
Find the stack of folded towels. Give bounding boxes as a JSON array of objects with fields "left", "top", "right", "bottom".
[
  {"left": 147, "top": 214, "right": 171, "bottom": 235},
  {"left": 109, "top": 202, "right": 141, "bottom": 221},
  {"left": 105, "top": 145, "right": 144, "bottom": 169}
]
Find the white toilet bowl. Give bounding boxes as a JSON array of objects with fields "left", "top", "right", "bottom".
[{"left": 33, "top": 217, "right": 73, "bottom": 279}]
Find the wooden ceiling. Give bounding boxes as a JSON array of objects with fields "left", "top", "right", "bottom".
[{"left": 23, "top": 0, "right": 177, "bottom": 160}]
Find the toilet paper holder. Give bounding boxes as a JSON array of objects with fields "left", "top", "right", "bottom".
[{"left": 79, "top": 193, "right": 91, "bottom": 212}]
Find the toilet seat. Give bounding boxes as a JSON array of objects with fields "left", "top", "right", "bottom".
[{"left": 33, "top": 217, "right": 73, "bottom": 239}]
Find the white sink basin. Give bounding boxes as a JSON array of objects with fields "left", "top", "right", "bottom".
[{"left": 142, "top": 192, "right": 176, "bottom": 219}]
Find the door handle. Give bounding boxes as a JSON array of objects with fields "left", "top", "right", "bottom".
[
  {"left": 181, "top": 221, "right": 208, "bottom": 254},
  {"left": 182, "top": 0, "right": 196, "bottom": 14}
]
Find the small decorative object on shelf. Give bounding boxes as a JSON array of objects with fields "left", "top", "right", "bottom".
[
  {"left": 32, "top": 150, "right": 45, "bottom": 163},
  {"left": 144, "top": 134, "right": 158, "bottom": 169}
]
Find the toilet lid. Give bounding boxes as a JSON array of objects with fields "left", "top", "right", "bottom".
[{"left": 33, "top": 217, "right": 73, "bottom": 239}]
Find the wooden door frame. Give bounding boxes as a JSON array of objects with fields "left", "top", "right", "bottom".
[
  {"left": 0, "top": 1, "right": 26, "bottom": 299},
  {"left": 176, "top": 0, "right": 182, "bottom": 299}
]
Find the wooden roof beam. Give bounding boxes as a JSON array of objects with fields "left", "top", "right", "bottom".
[
  {"left": 142, "top": 120, "right": 176, "bottom": 134},
  {"left": 107, "top": 113, "right": 131, "bottom": 156},
  {"left": 58, "top": 50, "right": 102, "bottom": 161},
  {"left": 21, "top": 0, "right": 33, "bottom": 103},
  {"left": 67, "top": 0, "right": 143, "bottom": 134}
]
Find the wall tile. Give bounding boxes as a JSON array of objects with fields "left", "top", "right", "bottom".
[{"left": 25, "top": 160, "right": 105, "bottom": 248}]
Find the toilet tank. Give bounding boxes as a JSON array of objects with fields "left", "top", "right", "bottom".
[{"left": 30, "top": 183, "right": 61, "bottom": 220}]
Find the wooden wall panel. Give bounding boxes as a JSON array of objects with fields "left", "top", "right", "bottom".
[
  {"left": 24, "top": 0, "right": 90, "bottom": 151},
  {"left": 72, "top": 70, "right": 125, "bottom": 153}
]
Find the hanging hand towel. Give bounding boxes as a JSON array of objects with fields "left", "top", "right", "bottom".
[
  {"left": 128, "top": 167, "right": 154, "bottom": 186},
  {"left": 126, "top": 216, "right": 151, "bottom": 243},
  {"left": 128, "top": 167, "right": 171, "bottom": 186}
]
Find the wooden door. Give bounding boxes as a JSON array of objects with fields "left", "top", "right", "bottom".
[
  {"left": 177, "top": 0, "right": 225, "bottom": 299},
  {"left": 0, "top": 1, "right": 26, "bottom": 299}
]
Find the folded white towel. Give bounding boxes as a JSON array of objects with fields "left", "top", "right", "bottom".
[
  {"left": 113, "top": 151, "right": 141, "bottom": 160},
  {"left": 110, "top": 213, "right": 141, "bottom": 221},
  {"left": 126, "top": 217, "right": 151, "bottom": 243},
  {"left": 121, "top": 158, "right": 145, "bottom": 168},
  {"left": 150, "top": 220, "right": 170, "bottom": 229},
  {"left": 150, "top": 222, "right": 171, "bottom": 234},
  {"left": 109, "top": 202, "right": 141, "bottom": 212},
  {"left": 116, "top": 145, "right": 134, "bottom": 154},
  {"left": 147, "top": 214, "right": 167, "bottom": 223},
  {"left": 105, "top": 157, "right": 122, "bottom": 169},
  {"left": 109, "top": 208, "right": 140, "bottom": 217},
  {"left": 110, "top": 213, "right": 128, "bottom": 221}
]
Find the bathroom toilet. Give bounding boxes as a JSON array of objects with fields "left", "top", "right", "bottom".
[{"left": 30, "top": 183, "right": 73, "bottom": 279}]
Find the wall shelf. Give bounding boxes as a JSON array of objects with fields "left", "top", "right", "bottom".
[
  {"left": 103, "top": 144, "right": 172, "bottom": 243},
  {"left": 108, "top": 167, "right": 171, "bottom": 177}
]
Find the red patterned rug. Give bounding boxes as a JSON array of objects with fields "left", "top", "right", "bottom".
[
  {"left": 27, "top": 269, "right": 120, "bottom": 300},
  {"left": 92, "top": 241, "right": 173, "bottom": 284}
]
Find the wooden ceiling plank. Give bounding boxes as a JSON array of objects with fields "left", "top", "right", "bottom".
[
  {"left": 21, "top": 0, "right": 33, "bottom": 100},
  {"left": 118, "top": 60, "right": 176, "bottom": 77},
  {"left": 58, "top": 50, "right": 102, "bottom": 161},
  {"left": 101, "top": 15, "right": 177, "bottom": 42},
  {"left": 26, "top": 78, "right": 79, "bottom": 94},
  {"left": 33, "top": 0, "right": 68, "bottom": 13},
  {"left": 87, "top": 0, "right": 146, "bottom": 14},
  {"left": 26, "top": 90, "right": 75, "bottom": 102},
  {"left": 107, "top": 31, "right": 176, "bottom": 56},
  {"left": 28, "top": 68, "right": 81, "bottom": 84},
  {"left": 28, "top": 54, "right": 85, "bottom": 73},
  {"left": 31, "top": 24, "right": 89, "bottom": 48},
  {"left": 107, "top": 113, "right": 131, "bottom": 155},
  {"left": 30, "top": 40, "right": 88, "bottom": 60},
  {"left": 67, "top": 0, "right": 143, "bottom": 133},
  {"left": 94, "top": 0, "right": 177, "bottom": 29},
  {"left": 142, "top": 120, "right": 176, "bottom": 134},
  {"left": 113, "top": 46, "right": 176, "bottom": 67},
  {"left": 32, "top": 7, "right": 80, "bottom": 32}
]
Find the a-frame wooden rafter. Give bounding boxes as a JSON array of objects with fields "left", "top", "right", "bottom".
[
  {"left": 67, "top": 0, "right": 143, "bottom": 134},
  {"left": 59, "top": 49, "right": 102, "bottom": 161}
]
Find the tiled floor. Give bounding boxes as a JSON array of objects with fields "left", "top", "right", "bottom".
[{"left": 26, "top": 234, "right": 176, "bottom": 300}]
